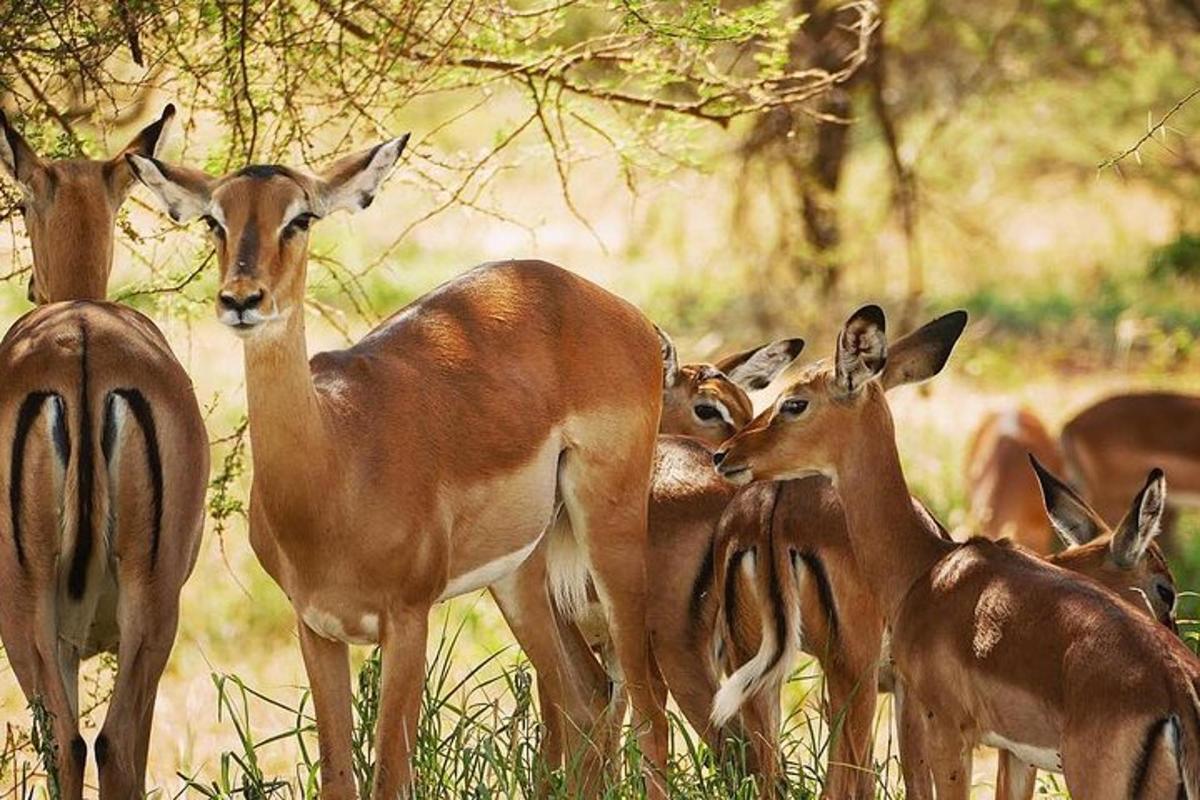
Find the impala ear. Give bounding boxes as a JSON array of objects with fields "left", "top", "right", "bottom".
[
  {"left": 657, "top": 326, "right": 680, "bottom": 388},
  {"left": 316, "top": 134, "right": 408, "bottom": 216},
  {"left": 880, "top": 310, "right": 968, "bottom": 391},
  {"left": 110, "top": 104, "right": 176, "bottom": 195},
  {"left": 1111, "top": 468, "right": 1167, "bottom": 568},
  {"left": 0, "top": 109, "right": 45, "bottom": 195},
  {"left": 717, "top": 338, "right": 805, "bottom": 391},
  {"left": 125, "top": 154, "right": 214, "bottom": 223},
  {"left": 835, "top": 305, "right": 887, "bottom": 396},
  {"left": 1029, "top": 455, "right": 1104, "bottom": 547}
]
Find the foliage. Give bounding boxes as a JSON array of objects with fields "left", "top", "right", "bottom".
[{"left": 1149, "top": 232, "right": 1200, "bottom": 282}]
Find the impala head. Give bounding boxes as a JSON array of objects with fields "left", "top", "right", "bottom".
[
  {"left": 1030, "top": 457, "right": 1177, "bottom": 631},
  {"left": 658, "top": 328, "right": 804, "bottom": 446},
  {"left": 127, "top": 134, "right": 409, "bottom": 336},
  {"left": 0, "top": 105, "right": 175, "bottom": 303},
  {"left": 713, "top": 305, "right": 968, "bottom": 485}
]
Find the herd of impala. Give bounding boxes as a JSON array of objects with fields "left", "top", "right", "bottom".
[{"left": 0, "top": 104, "right": 1197, "bottom": 800}]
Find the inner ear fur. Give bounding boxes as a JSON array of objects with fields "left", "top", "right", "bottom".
[
  {"left": 717, "top": 337, "right": 805, "bottom": 391},
  {"left": 1029, "top": 454, "right": 1105, "bottom": 547},
  {"left": 835, "top": 304, "right": 888, "bottom": 395}
]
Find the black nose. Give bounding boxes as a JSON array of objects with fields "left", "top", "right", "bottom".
[
  {"left": 712, "top": 450, "right": 727, "bottom": 466},
  {"left": 219, "top": 290, "right": 264, "bottom": 313}
]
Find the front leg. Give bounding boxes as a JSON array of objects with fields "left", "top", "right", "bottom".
[
  {"left": 371, "top": 608, "right": 431, "bottom": 799},
  {"left": 297, "top": 620, "right": 356, "bottom": 800},
  {"left": 996, "top": 750, "right": 1036, "bottom": 800}
]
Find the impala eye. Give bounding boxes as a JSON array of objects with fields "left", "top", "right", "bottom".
[
  {"left": 694, "top": 404, "right": 722, "bottom": 422},
  {"left": 201, "top": 215, "right": 224, "bottom": 238},
  {"left": 779, "top": 398, "right": 808, "bottom": 418},
  {"left": 283, "top": 212, "right": 318, "bottom": 238},
  {"left": 1157, "top": 583, "right": 1176, "bottom": 609}
]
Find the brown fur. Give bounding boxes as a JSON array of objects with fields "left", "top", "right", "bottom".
[
  {"left": 131, "top": 142, "right": 669, "bottom": 799},
  {"left": 0, "top": 106, "right": 208, "bottom": 800},
  {"left": 965, "top": 408, "right": 1064, "bottom": 553},
  {"left": 716, "top": 306, "right": 1200, "bottom": 800}
]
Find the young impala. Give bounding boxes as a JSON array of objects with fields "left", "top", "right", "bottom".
[
  {"left": 964, "top": 407, "right": 1063, "bottom": 553},
  {"left": 537, "top": 331, "right": 803, "bottom": 759},
  {"left": 0, "top": 106, "right": 209, "bottom": 799},
  {"left": 128, "top": 140, "right": 669, "bottom": 798},
  {"left": 1062, "top": 392, "right": 1200, "bottom": 547},
  {"left": 715, "top": 305, "right": 1200, "bottom": 799}
]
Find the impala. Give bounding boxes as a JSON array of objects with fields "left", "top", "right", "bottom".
[
  {"left": 1062, "top": 391, "right": 1200, "bottom": 547},
  {"left": 964, "top": 407, "right": 1063, "bottom": 553},
  {"left": 0, "top": 106, "right": 208, "bottom": 799},
  {"left": 128, "top": 140, "right": 670, "bottom": 798},
  {"left": 715, "top": 305, "right": 1200, "bottom": 799}
]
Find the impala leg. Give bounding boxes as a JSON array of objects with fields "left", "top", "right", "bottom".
[
  {"left": 14, "top": 603, "right": 85, "bottom": 800},
  {"left": 649, "top": 629, "right": 722, "bottom": 754},
  {"left": 560, "top": 471, "right": 668, "bottom": 797},
  {"left": 491, "top": 561, "right": 608, "bottom": 797},
  {"left": 894, "top": 681, "right": 934, "bottom": 800},
  {"left": 822, "top": 653, "right": 879, "bottom": 798},
  {"left": 297, "top": 620, "right": 356, "bottom": 800},
  {"left": 926, "top": 718, "right": 973, "bottom": 800},
  {"left": 96, "top": 588, "right": 179, "bottom": 800},
  {"left": 371, "top": 609, "right": 429, "bottom": 800},
  {"left": 995, "top": 751, "right": 1036, "bottom": 800},
  {"left": 739, "top": 674, "right": 783, "bottom": 796}
]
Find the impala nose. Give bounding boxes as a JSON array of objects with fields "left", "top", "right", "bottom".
[
  {"left": 712, "top": 450, "right": 727, "bottom": 466},
  {"left": 218, "top": 290, "right": 264, "bottom": 313}
]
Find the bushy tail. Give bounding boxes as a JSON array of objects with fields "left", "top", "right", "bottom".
[{"left": 710, "top": 488, "right": 801, "bottom": 728}]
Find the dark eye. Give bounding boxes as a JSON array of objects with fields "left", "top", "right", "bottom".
[
  {"left": 694, "top": 404, "right": 722, "bottom": 422},
  {"left": 201, "top": 215, "right": 224, "bottom": 237},
  {"left": 779, "top": 398, "right": 808, "bottom": 417},
  {"left": 1157, "top": 583, "right": 1176, "bottom": 608},
  {"left": 284, "top": 212, "right": 318, "bottom": 238}
]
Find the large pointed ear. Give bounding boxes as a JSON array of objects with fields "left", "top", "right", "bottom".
[
  {"left": 835, "top": 305, "right": 888, "bottom": 396},
  {"left": 0, "top": 109, "right": 45, "bottom": 195},
  {"left": 316, "top": 134, "right": 408, "bottom": 216},
  {"left": 109, "top": 104, "right": 175, "bottom": 195},
  {"left": 880, "top": 310, "right": 968, "bottom": 391},
  {"left": 1111, "top": 468, "right": 1167, "bottom": 568},
  {"left": 1029, "top": 455, "right": 1104, "bottom": 547},
  {"left": 717, "top": 338, "right": 805, "bottom": 391},
  {"left": 125, "top": 154, "right": 214, "bottom": 223},
  {"left": 657, "top": 325, "right": 680, "bottom": 388}
]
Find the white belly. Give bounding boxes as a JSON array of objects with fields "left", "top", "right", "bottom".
[
  {"left": 437, "top": 535, "right": 544, "bottom": 601},
  {"left": 982, "top": 732, "right": 1063, "bottom": 773}
]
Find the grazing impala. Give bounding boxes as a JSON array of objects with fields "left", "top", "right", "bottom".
[
  {"left": 715, "top": 305, "right": 1200, "bottom": 799},
  {"left": 0, "top": 106, "right": 208, "bottom": 799},
  {"left": 1062, "top": 392, "right": 1200, "bottom": 546},
  {"left": 964, "top": 407, "right": 1063, "bottom": 553},
  {"left": 127, "top": 140, "right": 669, "bottom": 798}
]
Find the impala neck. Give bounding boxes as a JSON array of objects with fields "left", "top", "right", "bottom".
[
  {"left": 834, "top": 396, "right": 954, "bottom": 622},
  {"left": 242, "top": 309, "right": 329, "bottom": 517}
]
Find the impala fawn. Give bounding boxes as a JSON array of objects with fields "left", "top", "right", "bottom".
[
  {"left": 715, "top": 305, "right": 1200, "bottom": 799},
  {"left": 0, "top": 106, "right": 209, "bottom": 799}
]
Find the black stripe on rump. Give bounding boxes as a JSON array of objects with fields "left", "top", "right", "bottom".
[
  {"left": 9, "top": 392, "right": 68, "bottom": 566},
  {"left": 106, "top": 389, "right": 164, "bottom": 566},
  {"left": 68, "top": 321, "right": 93, "bottom": 600}
]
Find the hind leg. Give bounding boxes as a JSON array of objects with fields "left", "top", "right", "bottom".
[
  {"left": 96, "top": 585, "right": 179, "bottom": 799},
  {"left": 823, "top": 660, "right": 878, "bottom": 800},
  {"left": 995, "top": 751, "right": 1036, "bottom": 800},
  {"left": 0, "top": 591, "right": 85, "bottom": 800},
  {"left": 491, "top": 554, "right": 609, "bottom": 797},
  {"left": 558, "top": 444, "right": 667, "bottom": 798}
]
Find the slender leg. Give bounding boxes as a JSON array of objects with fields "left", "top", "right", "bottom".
[
  {"left": 96, "top": 589, "right": 179, "bottom": 800},
  {"left": 926, "top": 718, "right": 973, "bottom": 800},
  {"left": 559, "top": 452, "right": 669, "bottom": 799},
  {"left": 370, "top": 608, "right": 430, "bottom": 800},
  {"left": 996, "top": 751, "right": 1037, "bottom": 800},
  {"left": 298, "top": 620, "right": 356, "bottom": 800},
  {"left": 739, "top": 674, "right": 783, "bottom": 796},
  {"left": 822, "top": 652, "right": 879, "bottom": 799},
  {"left": 895, "top": 681, "right": 934, "bottom": 800},
  {"left": 491, "top": 560, "right": 608, "bottom": 797}
]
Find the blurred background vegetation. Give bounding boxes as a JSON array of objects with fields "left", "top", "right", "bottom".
[{"left": 1, "top": 0, "right": 1200, "bottom": 796}]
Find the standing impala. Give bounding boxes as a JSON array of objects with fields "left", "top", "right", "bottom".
[
  {"left": 715, "top": 305, "right": 1200, "bottom": 799},
  {"left": 0, "top": 106, "right": 208, "bottom": 799},
  {"left": 964, "top": 407, "right": 1063, "bottom": 553},
  {"left": 127, "top": 140, "right": 669, "bottom": 798}
]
